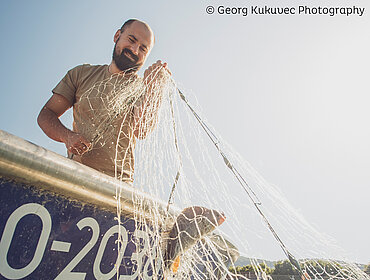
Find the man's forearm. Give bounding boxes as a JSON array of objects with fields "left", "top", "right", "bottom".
[
  {"left": 37, "top": 107, "right": 72, "bottom": 143},
  {"left": 133, "top": 96, "right": 161, "bottom": 139},
  {"left": 135, "top": 60, "right": 171, "bottom": 139}
]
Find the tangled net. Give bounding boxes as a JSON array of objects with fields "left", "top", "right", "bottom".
[{"left": 77, "top": 66, "right": 369, "bottom": 279}]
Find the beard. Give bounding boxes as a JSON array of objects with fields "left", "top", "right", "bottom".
[{"left": 112, "top": 43, "right": 143, "bottom": 73}]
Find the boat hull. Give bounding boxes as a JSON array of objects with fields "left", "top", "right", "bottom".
[{"left": 0, "top": 178, "right": 156, "bottom": 280}]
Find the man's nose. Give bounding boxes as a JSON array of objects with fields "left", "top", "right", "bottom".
[{"left": 130, "top": 43, "right": 139, "bottom": 55}]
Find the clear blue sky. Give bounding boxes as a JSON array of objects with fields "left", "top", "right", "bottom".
[{"left": 0, "top": 0, "right": 369, "bottom": 263}]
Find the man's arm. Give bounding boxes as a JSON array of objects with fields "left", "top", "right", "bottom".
[
  {"left": 133, "top": 60, "right": 171, "bottom": 139},
  {"left": 37, "top": 94, "right": 91, "bottom": 155}
]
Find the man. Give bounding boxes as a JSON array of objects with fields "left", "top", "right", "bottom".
[{"left": 38, "top": 19, "right": 170, "bottom": 181}]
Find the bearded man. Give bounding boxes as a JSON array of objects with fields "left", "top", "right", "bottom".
[{"left": 38, "top": 19, "right": 170, "bottom": 181}]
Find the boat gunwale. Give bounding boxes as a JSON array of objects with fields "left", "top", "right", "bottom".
[{"left": 0, "top": 129, "right": 178, "bottom": 221}]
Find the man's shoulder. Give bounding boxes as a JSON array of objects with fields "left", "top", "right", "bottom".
[
  {"left": 72, "top": 64, "right": 108, "bottom": 74},
  {"left": 66, "top": 64, "right": 109, "bottom": 84}
]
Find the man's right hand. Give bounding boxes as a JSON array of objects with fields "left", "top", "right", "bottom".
[{"left": 64, "top": 131, "right": 91, "bottom": 156}]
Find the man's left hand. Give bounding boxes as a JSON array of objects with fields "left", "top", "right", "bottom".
[{"left": 143, "top": 60, "right": 172, "bottom": 92}]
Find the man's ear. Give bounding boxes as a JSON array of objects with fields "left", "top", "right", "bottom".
[{"left": 113, "top": 30, "right": 121, "bottom": 43}]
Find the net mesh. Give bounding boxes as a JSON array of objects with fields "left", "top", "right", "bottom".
[{"left": 77, "top": 65, "right": 368, "bottom": 280}]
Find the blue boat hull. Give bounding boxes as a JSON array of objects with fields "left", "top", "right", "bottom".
[{"left": 0, "top": 178, "right": 157, "bottom": 280}]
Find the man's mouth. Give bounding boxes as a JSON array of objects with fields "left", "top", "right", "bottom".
[{"left": 123, "top": 50, "right": 137, "bottom": 62}]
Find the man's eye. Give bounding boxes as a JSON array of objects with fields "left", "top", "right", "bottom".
[
  {"left": 140, "top": 47, "right": 147, "bottom": 52},
  {"left": 129, "top": 38, "right": 134, "bottom": 42}
]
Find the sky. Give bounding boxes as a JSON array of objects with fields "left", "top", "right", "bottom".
[{"left": 0, "top": 0, "right": 369, "bottom": 264}]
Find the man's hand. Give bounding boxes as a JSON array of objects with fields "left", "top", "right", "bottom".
[
  {"left": 64, "top": 131, "right": 91, "bottom": 156},
  {"left": 143, "top": 60, "right": 172, "bottom": 96}
]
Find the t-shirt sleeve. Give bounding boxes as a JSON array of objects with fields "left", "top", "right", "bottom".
[{"left": 52, "top": 65, "right": 82, "bottom": 105}]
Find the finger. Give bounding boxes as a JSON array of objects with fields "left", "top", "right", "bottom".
[
  {"left": 151, "top": 64, "right": 159, "bottom": 72},
  {"left": 76, "top": 145, "right": 87, "bottom": 155},
  {"left": 71, "top": 141, "right": 83, "bottom": 154},
  {"left": 83, "top": 141, "right": 92, "bottom": 150},
  {"left": 79, "top": 146, "right": 88, "bottom": 155},
  {"left": 73, "top": 143, "right": 82, "bottom": 154},
  {"left": 77, "top": 142, "right": 90, "bottom": 153},
  {"left": 164, "top": 67, "right": 172, "bottom": 76},
  {"left": 154, "top": 61, "right": 163, "bottom": 69},
  {"left": 158, "top": 64, "right": 171, "bottom": 76},
  {"left": 69, "top": 146, "right": 79, "bottom": 155},
  {"left": 80, "top": 144, "right": 88, "bottom": 152},
  {"left": 79, "top": 138, "right": 91, "bottom": 148}
]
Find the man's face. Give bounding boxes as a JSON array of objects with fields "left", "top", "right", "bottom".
[{"left": 112, "top": 21, "right": 153, "bottom": 73}]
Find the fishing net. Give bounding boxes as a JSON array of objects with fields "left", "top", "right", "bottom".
[{"left": 78, "top": 65, "right": 368, "bottom": 280}]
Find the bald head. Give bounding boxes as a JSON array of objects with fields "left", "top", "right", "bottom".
[
  {"left": 120, "top": 19, "right": 155, "bottom": 46},
  {"left": 111, "top": 19, "right": 154, "bottom": 73}
]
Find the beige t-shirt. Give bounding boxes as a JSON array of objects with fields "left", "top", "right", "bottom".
[{"left": 53, "top": 64, "right": 144, "bottom": 180}]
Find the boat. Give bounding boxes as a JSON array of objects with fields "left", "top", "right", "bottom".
[{"left": 0, "top": 129, "right": 238, "bottom": 279}]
